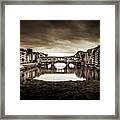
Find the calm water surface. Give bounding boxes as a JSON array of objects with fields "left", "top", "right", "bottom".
[{"left": 20, "top": 63, "right": 100, "bottom": 81}]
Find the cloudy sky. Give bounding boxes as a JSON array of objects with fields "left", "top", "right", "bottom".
[{"left": 20, "top": 20, "right": 100, "bottom": 56}]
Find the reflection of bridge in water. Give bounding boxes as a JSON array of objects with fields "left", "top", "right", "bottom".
[
  {"left": 38, "top": 56, "right": 82, "bottom": 68},
  {"left": 20, "top": 66, "right": 100, "bottom": 81}
]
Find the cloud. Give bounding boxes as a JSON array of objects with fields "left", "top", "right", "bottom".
[{"left": 20, "top": 20, "right": 100, "bottom": 53}]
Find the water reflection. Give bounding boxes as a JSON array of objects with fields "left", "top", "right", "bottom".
[{"left": 20, "top": 65, "right": 100, "bottom": 81}]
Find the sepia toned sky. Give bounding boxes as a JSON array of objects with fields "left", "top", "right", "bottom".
[{"left": 20, "top": 20, "right": 100, "bottom": 56}]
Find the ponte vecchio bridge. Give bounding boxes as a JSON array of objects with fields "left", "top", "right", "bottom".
[{"left": 38, "top": 56, "right": 84, "bottom": 69}]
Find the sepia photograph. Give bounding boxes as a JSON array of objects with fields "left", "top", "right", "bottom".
[
  {"left": 20, "top": 20, "right": 100, "bottom": 100},
  {"left": 2, "top": 1, "right": 117, "bottom": 118}
]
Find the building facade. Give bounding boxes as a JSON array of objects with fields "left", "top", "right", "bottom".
[
  {"left": 86, "top": 45, "right": 100, "bottom": 67},
  {"left": 20, "top": 48, "right": 48, "bottom": 64},
  {"left": 20, "top": 48, "right": 27, "bottom": 64}
]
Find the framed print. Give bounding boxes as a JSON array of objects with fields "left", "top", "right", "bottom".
[{"left": 0, "top": 0, "right": 120, "bottom": 119}]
